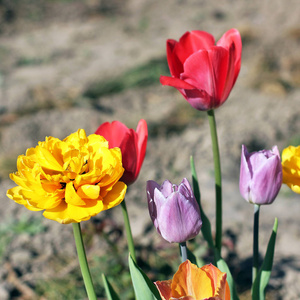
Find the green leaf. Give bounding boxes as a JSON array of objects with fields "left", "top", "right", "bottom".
[
  {"left": 102, "top": 274, "right": 121, "bottom": 300},
  {"left": 186, "top": 247, "right": 200, "bottom": 267},
  {"left": 252, "top": 218, "right": 278, "bottom": 300},
  {"left": 190, "top": 156, "right": 214, "bottom": 249},
  {"left": 214, "top": 250, "right": 240, "bottom": 300},
  {"left": 128, "top": 255, "right": 161, "bottom": 300}
]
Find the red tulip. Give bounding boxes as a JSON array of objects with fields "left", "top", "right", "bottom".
[
  {"left": 160, "top": 28, "right": 242, "bottom": 111},
  {"left": 95, "top": 120, "right": 148, "bottom": 186}
]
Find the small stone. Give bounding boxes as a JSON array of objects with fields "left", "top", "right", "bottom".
[{"left": 0, "top": 284, "right": 10, "bottom": 300}]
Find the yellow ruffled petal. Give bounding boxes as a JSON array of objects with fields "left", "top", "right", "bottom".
[
  {"left": 65, "top": 182, "right": 86, "bottom": 206},
  {"left": 7, "top": 129, "right": 127, "bottom": 223},
  {"left": 102, "top": 181, "right": 127, "bottom": 210},
  {"left": 35, "top": 146, "right": 64, "bottom": 172},
  {"left": 66, "top": 200, "right": 103, "bottom": 222},
  {"left": 7, "top": 186, "right": 42, "bottom": 212},
  {"left": 77, "top": 185, "right": 100, "bottom": 200},
  {"left": 43, "top": 201, "right": 75, "bottom": 224},
  {"left": 282, "top": 145, "right": 300, "bottom": 194}
]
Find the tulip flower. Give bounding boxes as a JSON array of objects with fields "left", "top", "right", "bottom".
[
  {"left": 7, "top": 129, "right": 127, "bottom": 224},
  {"left": 146, "top": 178, "right": 202, "bottom": 243},
  {"left": 155, "top": 260, "right": 230, "bottom": 300},
  {"left": 95, "top": 119, "right": 148, "bottom": 186},
  {"left": 160, "top": 28, "right": 242, "bottom": 111},
  {"left": 239, "top": 145, "right": 282, "bottom": 205},
  {"left": 282, "top": 145, "right": 300, "bottom": 194}
]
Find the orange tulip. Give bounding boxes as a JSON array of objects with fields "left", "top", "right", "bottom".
[{"left": 155, "top": 260, "right": 230, "bottom": 300}]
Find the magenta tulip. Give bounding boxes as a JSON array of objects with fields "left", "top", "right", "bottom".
[
  {"left": 146, "top": 178, "right": 202, "bottom": 243},
  {"left": 239, "top": 145, "right": 282, "bottom": 205},
  {"left": 160, "top": 28, "right": 242, "bottom": 111},
  {"left": 95, "top": 120, "right": 148, "bottom": 186}
]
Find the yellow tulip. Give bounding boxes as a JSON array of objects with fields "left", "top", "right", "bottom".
[
  {"left": 155, "top": 260, "right": 230, "bottom": 300},
  {"left": 7, "top": 129, "right": 127, "bottom": 224},
  {"left": 282, "top": 145, "right": 300, "bottom": 194}
]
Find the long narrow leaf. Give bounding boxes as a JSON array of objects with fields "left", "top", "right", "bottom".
[
  {"left": 214, "top": 250, "right": 240, "bottom": 300},
  {"left": 186, "top": 246, "right": 200, "bottom": 267},
  {"left": 128, "top": 254, "right": 161, "bottom": 300},
  {"left": 190, "top": 156, "right": 214, "bottom": 249},
  {"left": 252, "top": 218, "right": 278, "bottom": 300},
  {"left": 102, "top": 274, "right": 121, "bottom": 300}
]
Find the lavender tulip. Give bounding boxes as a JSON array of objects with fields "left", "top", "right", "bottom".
[
  {"left": 146, "top": 178, "right": 202, "bottom": 243},
  {"left": 239, "top": 145, "right": 282, "bottom": 205}
]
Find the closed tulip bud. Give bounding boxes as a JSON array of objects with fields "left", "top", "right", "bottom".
[
  {"left": 239, "top": 145, "right": 282, "bottom": 205},
  {"left": 95, "top": 119, "right": 148, "bottom": 186},
  {"left": 146, "top": 178, "right": 202, "bottom": 243}
]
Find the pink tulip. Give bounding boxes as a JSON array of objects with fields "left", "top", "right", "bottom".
[
  {"left": 239, "top": 145, "right": 282, "bottom": 205},
  {"left": 160, "top": 28, "right": 242, "bottom": 111},
  {"left": 95, "top": 120, "right": 148, "bottom": 185},
  {"left": 147, "top": 178, "right": 202, "bottom": 243}
]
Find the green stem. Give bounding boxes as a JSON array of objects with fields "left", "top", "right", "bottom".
[
  {"left": 72, "top": 223, "right": 97, "bottom": 300},
  {"left": 253, "top": 204, "right": 260, "bottom": 284},
  {"left": 180, "top": 242, "right": 188, "bottom": 263},
  {"left": 207, "top": 109, "right": 222, "bottom": 255},
  {"left": 121, "top": 199, "right": 137, "bottom": 262}
]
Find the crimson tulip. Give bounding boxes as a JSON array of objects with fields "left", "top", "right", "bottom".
[
  {"left": 95, "top": 119, "right": 148, "bottom": 185},
  {"left": 160, "top": 28, "right": 242, "bottom": 111}
]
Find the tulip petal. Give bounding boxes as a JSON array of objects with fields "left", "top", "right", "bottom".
[
  {"left": 160, "top": 180, "right": 174, "bottom": 197},
  {"left": 77, "top": 184, "right": 100, "bottom": 200},
  {"left": 102, "top": 181, "right": 127, "bottom": 210},
  {"left": 119, "top": 130, "right": 138, "bottom": 184},
  {"left": 157, "top": 192, "right": 202, "bottom": 243},
  {"left": 178, "top": 178, "right": 193, "bottom": 198},
  {"left": 201, "top": 264, "right": 229, "bottom": 299},
  {"left": 146, "top": 180, "right": 162, "bottom": 229},
  {"left": 166, "top": 39, "right": 184, "bottom": 78},
  {"left": 160, "top": 76, "right": 196, "bottom": 90},
  {"left": 239, "top": 145, "right": 252, "bottom": 201},
  {"left": 35, "top": 146, "right": 64, "bottom": 172},
  {"left": 181, "top": 88, "right": 212, "bottom": 111},
  {"left": 220, "top": 42, "right": 237, "bottom": 102},
  {"left": 7, "top": 186, "right": 43, "bottom": 211},
  {"left": 181, "top": 50, "right": 214, "bottom": 96},
  {"left": 136, "top": 119, "right": 148, "bottom": 176},
  {"left": 154, "top": 280, "right": 172, "bottom": 300},
  {"left": 208, "top": 46, "right": 229, "bottom": 103},
  {"left": 217, "top": 28, "right": 242, "bottom": 82},
  {"left": 251, "top": 155, "right": 282, "bottom": 204},
  {"left": 95, "top": 121, "right": 129, "bottom": 149},
  {"left": 282, "top": 145, "right": 300, "bottom": 194},
  {"left": 172, "top": 261, "right": 213, "bottom": 299},
  {"left": 175, "top": 31, "right": 215, "bottom": 65},
  {"left": 43, "top": 201, "right": 75, "bottom": 224},
  {"left": 65, "top": 182, "right": 86, "bottom": 206}
]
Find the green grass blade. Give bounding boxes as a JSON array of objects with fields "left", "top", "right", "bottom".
[
  {"left": 102, "top": 274, "right": 121, "bottom": 300},
  {"left": 252, "top": 218, "right": 278, "bottom": 300},
  {"left": 190, "top": 156, "right": 214, "bottom": 249},
  {"left": 128, "top": 255, "right": 161, "bottom": 300},
  {"left": 214, "top": 250, "right": 240, "bottom": 300}
]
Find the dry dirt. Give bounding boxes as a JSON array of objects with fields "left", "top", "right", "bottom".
[{"left": 0, "top": 0, "right": 300, "bottom": 299}]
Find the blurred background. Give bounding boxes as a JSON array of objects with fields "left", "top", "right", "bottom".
[{"left": 0, "top": 0, "right": 300, "bottom": 299}]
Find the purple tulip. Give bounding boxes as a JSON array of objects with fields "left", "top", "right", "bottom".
[
  {"left": 146, "top": 178, "right": 202, "bottom": 243},
  {"left": 239, "top": 145, "right": 282, "bottom": 205}
]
